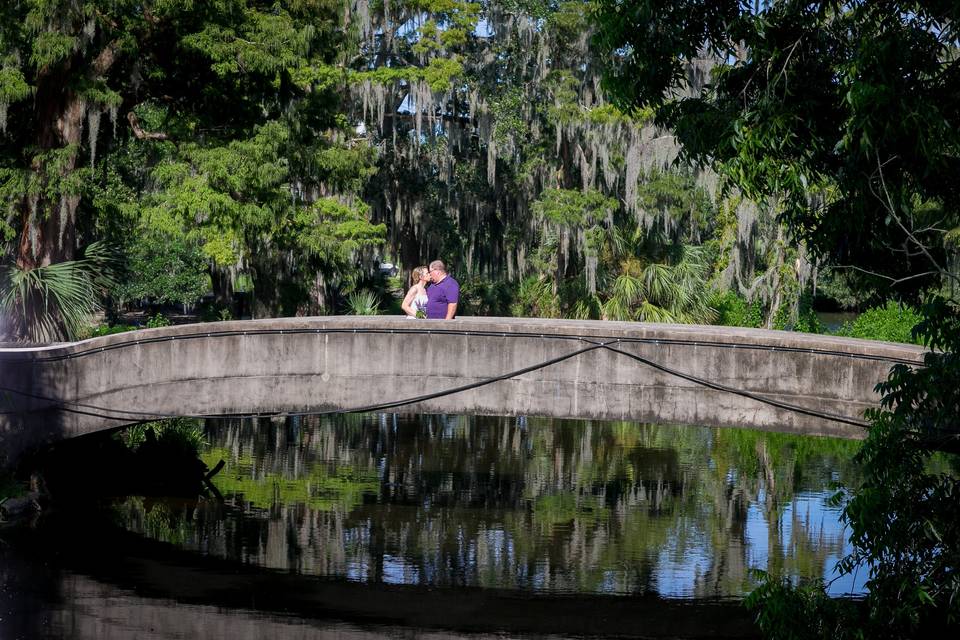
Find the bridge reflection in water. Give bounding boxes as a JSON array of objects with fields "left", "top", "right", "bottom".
[
  {"left": 1, "top": 412, "right": 865, "bottom": 639},
  {"left": 188, "top": 413, "right": 864, "bottom": 596}
]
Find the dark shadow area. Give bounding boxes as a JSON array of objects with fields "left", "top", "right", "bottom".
[
  {"left": 16, "top": 425, "right": 210, "bottom": 501},
  {"left": 0, "top": 508, "right": 761, "bottom": 639}
]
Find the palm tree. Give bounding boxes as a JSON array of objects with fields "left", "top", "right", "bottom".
[
  {"left": 344, "top": 290, "right": 381, "bottom": 315},
  {"left": 601, "top": 238, "right": 716, "bottom": 324},
  {"left": 0, "top": 242, "right": 115, "bottom": 343}
]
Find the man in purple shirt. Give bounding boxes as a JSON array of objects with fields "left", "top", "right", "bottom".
[{"left": 425, "top": 260, "right": 459, "bottom": 319}]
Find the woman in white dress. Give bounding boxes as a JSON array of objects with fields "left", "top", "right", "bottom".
[{"left": 401, "top": 265, "right": 430, "bottom": 318}]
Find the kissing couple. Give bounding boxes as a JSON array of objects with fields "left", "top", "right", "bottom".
[{"left": 402, "top": 260, "right": 459, "bottom": 320}]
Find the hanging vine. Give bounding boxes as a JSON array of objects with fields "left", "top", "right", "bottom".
[{"left": 341, "top": 0, "right": 809, "bottom": 324}]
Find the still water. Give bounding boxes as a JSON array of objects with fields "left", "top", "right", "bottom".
[{"left": 1, "top": 414, "right": 865, "bottom": 639}]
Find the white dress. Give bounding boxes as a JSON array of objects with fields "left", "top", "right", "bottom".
[{"left": 407, "top": 292, "right": 429, "bottom": 318}]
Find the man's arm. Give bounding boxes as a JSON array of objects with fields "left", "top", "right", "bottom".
[{"left": 445, "top": 302, "right": 458, "bottom": 320}]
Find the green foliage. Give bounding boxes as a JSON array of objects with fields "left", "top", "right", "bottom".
[
  {"left": 497, "top": 0, "right": 554, "bottom": 20},
  {"left": 0, "top": 65, "right": 31, "bottom": 107},
  {"left": 76, "top": 323, "right": 136, "bottom": 340},
  {"left": 348, "top": 0, "right": 808, "bottom": 333},
  {"left": 533, "top": 187, "right": 617, "bottom": 228},
  {"left": 422, "top": 56, "right": 465, "bottom": 92},
  {"left": 0, "top": 472, "right": 25, "bottom": 502},
  {"left": 490, "top": 87, "right": 527, "bottom": 146},
  {"left": 835, "top": 302, "right": 923, "bottom": 345},
  {"left": 743, "top": 299, "right": 960, "bottom": 638},
  {"left": 459, "top": 276, "right": 513, "bottom": 316},
  {"left": 602, "top": 243, "right": 717, "bottom": 324},
  {"left": 294, "top": 198, "right": 386, "bottom": 261},
  {"left": 112, "top": 232, "right": 210, "bottom": 307},
  {"left": 344, "top": 289, "right": 381, "bottom": 315},
  {"left": 133, "top": 115, "right": 384, "bottom": 315},
  {"left": 0, "top": 242, "right": 116, "bottom": 342},
  {"left": 119, "top": 419, "right": 207, "bottom": 456},
  {"left": 511, "top": 276, "right": 562, "bottom": 318},
  {"left": 592, "top": 4, "right": 960, "bottom": 633},
  {"left": 834, "top": 299, "right": 960, "bottom": 635},
  {"left": 30, "top": 31, "right": 77, "bottom": 69},
  {"left": 198, "top": 300, "right": 234, "bottom": 322},
  {"left": 771, "top": 292, "right": 823, "bottom": 333},
  {"left": 711, "top": 290, "right": 763, "bottom": 329},
  {"left": 745, "top": 572, "right": 861, "bottom": 640},
  {"left": 517, "top": 182, "right": 719, "bottom": 323},
  {"left": 1, "top": 0, "right": 380, "bottom": 324},
  {"left": 181, "top": 8, "right": 319, "bottom": 76},
  {"left": 592, "top": 0, "right": 960, "bottom": 302},
  {"left": 544, "top": 71, "right": 582, "bottom": 126},
  {"left": 816, "top": 268, "right": 872, "bottom": 311},
  {"left": 146, "top": 313, "right": 170, "bottom": 329},
  {"left": 585, "top": 102, "right": 634, "bottom": 126},
  {"left": 790, "top": 299, "right": 825, "bottom": 335},
  {"left": 635, "top": 170, "right": 713, "bottom": 237}
]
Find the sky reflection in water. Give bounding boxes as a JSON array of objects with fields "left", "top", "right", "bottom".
[{"left": 116, "top": 413, "right": 867, "bottom": 599}]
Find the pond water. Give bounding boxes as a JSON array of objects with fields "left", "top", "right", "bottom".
[
  {"left": 815, "top": 311, "right": 859, "bottom": 333},
  {"left": 1, "top": 414, "right": 866, "bottom": 639}
]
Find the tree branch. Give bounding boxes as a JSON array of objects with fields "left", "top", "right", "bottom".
[
  {"left": 830, "top": 265, "right": 939, "bottom": 286},
  {"left": 870, "top": 152, "right": 960, "bottom": 288},
  {"left": 92, "top": 40, "right": 119, "bottom": 76},
  {"left": 127, "top": 112, "right": 169, "bottom": 140},
  {"left": 770, "top": 36, "right": 803, "bottom": 96},
  {"left": 379, "top": 111, "right": 474, "bottom": 126}
]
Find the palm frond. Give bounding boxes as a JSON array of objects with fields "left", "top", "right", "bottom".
[
  {"left": 611, "top": 273, "right": 646, "bottom": 307},
  {"left": 0, "top": 243, "right": 118, "bottom": 343},
  {"left": 636, "top": 301, "right": 677, "bottom": 323},
  {"left": 601, "top": 296, "right": 633, "bottom": 321},
  {"left": 606, "top": 225, "right": 632, "bottom": 259},
  {"left": 641, "top": 262, "right": 674, "bottom": 305},
  {"left": 571, "top": 295, "right": 601, "bottom": 320},
  {"left": 79, "top": 241, "right": 120, "bottom": 291},
  {"left": 513, "top": 276, "right": 561, "bottom": 318},
  {"left": 345, "top": 289, "right": 381, "bottom": 315}
]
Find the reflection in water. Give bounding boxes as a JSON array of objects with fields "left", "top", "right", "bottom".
[{"left": 117, "top": 414, "right": 863, "bottom": 599}]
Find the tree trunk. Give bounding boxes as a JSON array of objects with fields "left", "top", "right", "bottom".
[
  {"left": 17, "top": 92, "right": 84, "bottom": 269},
  {"left": 309, "top": 271, "right": 330, "bottom": 314},
  {"left": 211, "top": 267, "right": 234, "bottom": 308},
  {"left": 399, "top": 220, "right": 420, "bottom": 273},
  {"left": 16, "top": 42, "right": 117, "bottom": 270}
]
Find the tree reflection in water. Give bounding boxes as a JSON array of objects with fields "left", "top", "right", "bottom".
[{"left": 114, "top": 414, "right": 862, "bottom": 599}]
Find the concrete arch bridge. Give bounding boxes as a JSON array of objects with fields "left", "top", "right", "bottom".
[{"left": 0, "top": 317, "right": 925, "bottom": 468}]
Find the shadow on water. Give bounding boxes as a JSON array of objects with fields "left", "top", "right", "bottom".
[
  {"left": 1, "top": 413, "right": 865, "bottom": 639},
  {"left": 0, "top": 512, "right": 759, "bottom": 639}
]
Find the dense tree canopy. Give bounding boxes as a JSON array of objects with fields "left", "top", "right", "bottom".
[
  {"left": 4, "top": 0, "right": 954, "bottom": 337},
  {"left": 343, "top": 0, "right": 817, "bottom": 324},
  {"left": 2, "top": 0, "right": 819, "bottom": 337},
  {"left": 593, "top": 1, "right": 960, "bottom": 636},
  {"left": 593, "top": 0, "right": 960, "bottom": 300},
  {"left": 0, "top": 0, "right": 384, "bottom": 337}
]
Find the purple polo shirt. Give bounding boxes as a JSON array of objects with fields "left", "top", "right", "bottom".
[{"left": 426, "top": 275, "right": 459, "bottom": 319}]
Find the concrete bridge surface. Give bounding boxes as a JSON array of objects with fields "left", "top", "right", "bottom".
[{"left": 0, "top": 316, "right": 926, "bottom": 468}]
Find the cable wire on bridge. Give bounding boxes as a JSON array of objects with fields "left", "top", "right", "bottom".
[{"left": 1, "top": 333, "right": 872, "bottom": 429}]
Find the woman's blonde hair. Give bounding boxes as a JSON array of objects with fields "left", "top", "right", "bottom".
[{"left": 411, "top": 265, "right": 429, "bottom": 285}]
